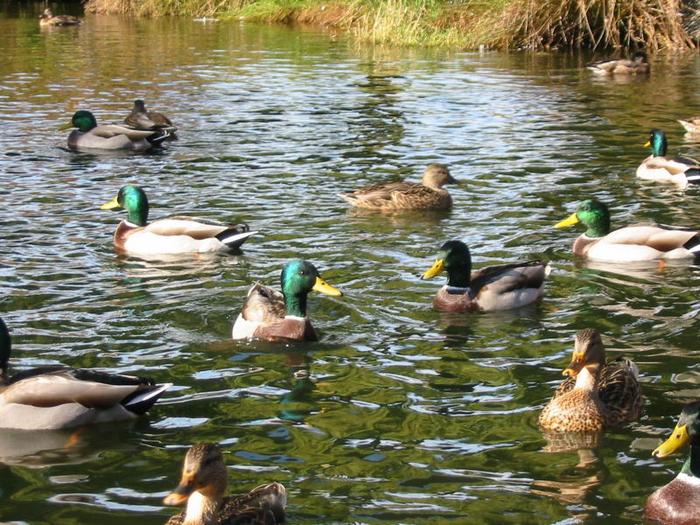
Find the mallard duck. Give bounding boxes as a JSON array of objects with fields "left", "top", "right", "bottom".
[
  {"left": 420, "top": 240, "right": 550, "bottom": 312},
  {"left": 101, "top": 185, "right": 255, "bottom": 255},
  {"left": 678, "top": 117, "right": 700, "bottom": 134},
  {"left": 646, "top": 401, "right": 700, "bottom": 525},
  {"left": 338, "top": 164, "right": 457, "bottom": 211},
  {"left": 164, "top": 443, "right": 286, "bottom": 525},
  {"left": 232, "top": 260, "right": 342, "bottom": 342},
  {"left": 539, "top": 329, "right": 642, "bottom": 433},
  {"left": 555, "top": 199, "right": 700, "bottom": 263},
  {"left": 61, "top": 110, "right": 171, "bottom": 151},
  {"left": 636, "top": 129, "right": 700, "bottom": 187},
  {"left": 0, "top": 316, "right": 170, "bottom": 430},
  {"left": 124, "top": 100, "right": 178, "bottom": 139},
  {"left": 587, "top": 51, "right": 649, "bottom": 75},
  {"left": 39, "top": 8, "right": 81, "bottom": 26}
]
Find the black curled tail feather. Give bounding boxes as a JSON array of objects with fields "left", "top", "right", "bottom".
[
  {"left": 686, "top": 168, "right": 700, "bottom": 185},
  {"left": 683, "top": 233, "right": 700, "bottom": 257},
  {"left": 215, "top": 224, "right": 256, "bottom": 250},
  {"left": 121, "top": 383, "right": 171, "bottom": 415},
  {"left": 147, "top": 129, "right": 172, "bottom": 146}
]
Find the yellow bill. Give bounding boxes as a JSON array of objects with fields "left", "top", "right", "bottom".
[
  {"left": 652, "top": 423, "right": 690, "bottom": 458},
  {"left": 163, "top": 475, "right": 195, "bottom": 506},
  {"left": 562, "top": 350, "right": 585, "bottom": 377},
  {"left": 644, "top": 140, "right": 651, "bottom": 147},
  {"left": 313, "top": 276, "right": 342, "bottom": 297},
  {"left": 421, "top": 258, "right": 445, "bottom": 280},
  {"left": 100, "top": 196, "right": 121, "bottom": 210},
  {"left": 554, "top": 212, "right": 580, "bottom": 229},
  {"left": 59, "top": 122, "right": 74, "bottom": 131}
]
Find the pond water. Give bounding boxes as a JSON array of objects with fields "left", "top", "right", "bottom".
[{"left": 1, "top": 4, "right": 700, "bottom": 524}]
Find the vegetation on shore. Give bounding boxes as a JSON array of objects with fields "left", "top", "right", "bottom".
[{"left": 84, "top": 0, "right": 697, "bottom": 51}]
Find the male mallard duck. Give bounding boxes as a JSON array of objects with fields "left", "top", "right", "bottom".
[
  {"left": 420, "top": 240, "right": 550, "bottom": 312},
  {"left": 164, "top": 443, "right": 286, "bottom": 525},
  {"left": 555, "top": 199, "right": 700, "bottom": 263},
  {"left": 232, "top": 260, "right": 342, "bottom": 342},
  {"left": 0, "top": 316, "right": 170, "bottom": 430},
  {"left": 678, "top": 117, "right": 700, "bottom": 134},
  {"left": 338, "top": 164, "right": 457, "bottom": 211},
  {"left": 124, "top": 100, "right": 178, "bottom": 139},
  {"left": 62, "top": 110, "right": 170, "bottom": 151},
  {"left": 636, "top": 129, "right": 700, "bottom": 187},
  {"left": 39, "top": 8, "right": 81, "bottom": 26},
  {"left": 539, "top": 329, "right": 642, "bottom": 433},
  {"left": 646, "top": 401, "right": 700, "bottom": 525},
  {"left": 101, "top": 185, "right": 255, "bottom": 255},
  {"left": 587, "top": 51, "right": 649, "bottom": 75}
]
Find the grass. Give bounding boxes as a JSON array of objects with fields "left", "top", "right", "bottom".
[{"left": 84, "top": 0, "right": 697, "bottom": 51}]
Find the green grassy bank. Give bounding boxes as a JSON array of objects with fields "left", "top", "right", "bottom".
[{"left": 84, "top": 0, "right": 697, "bottom": 51}]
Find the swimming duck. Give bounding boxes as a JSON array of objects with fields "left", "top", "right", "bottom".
[
  {"left": 338, "top": 164, "right": 457, "bottom": 211},
  {"left": 124, "top": 100, "right": 178, "bottom": 138},
  {"left": 646, "top": 401, "right": 700, "bottom": 525},
  {"left": 62, "top": 110, "right": 170, "bottom": 151},
  {"left": 587, "top": 51, "right": 650, "bottom": 75},
  {"left": 678, "top": 117, "right": 700, "bottom": 134},
  {"left": 232, "top": 260, "right": 342, "bottom": 342},
  {"left": 636, "top": 129, "right": 700, "bottom": 187},
  {"left": 164, "top": 443, "right": 286, "bottom": 525},
  {"left": 554, "top": 199, "right": 700, "bottom": 263},
  {"left": 539, "top": 329, "right": 642, "bottom": 433},
  {"left": 0, "top": 316, "right": 170, "bottom": 430},
  {"left": 420, "top": 240, "right": 550, "bottom": 312},
  {"left": 39, "top": 8, "right": 81, "bottom": 26},
  {"left": 101, "top": 185, "right": 255, "bottom": 256}
]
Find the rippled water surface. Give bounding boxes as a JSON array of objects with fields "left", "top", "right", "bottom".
[{"left": 2, "top": 4, "right": 700, "bottom": 524}]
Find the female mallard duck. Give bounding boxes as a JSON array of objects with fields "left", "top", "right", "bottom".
[
  {"left": 646, "top": 401, "right": 700, "bottom": 525},
  {"left": 587, "top": 51, "right": 649, "bottom": 75},
  {"left": 61, "top": 110, "right": 170, "bottom": 151},
  {"left": 420, "top": 240, "right": 550, "bottom": 312},
  {"left": 555, "top": 199, "right": 700, "bottom": 263},
  {"left": 539, "top": 329, "right": 642, "bottom": 433},
  {"left": 101, "top": 185, "right": 255, "bottom": 255},
  {"left": 0, "top": 316, "right": 170, "bottom": 430},
  {"left": 232, "top": 260, "right": 342, "bottom": 342},
  {"left": 636, "top": 129, "right": 700, "bottom": 187},
  {"left": 39, "top": 8, "right": 81, "bottom": 26},
  {"left": 338, "top": 164, "right": 457, "bottom": 211},
  {"left": 678, "top": 117, "right": 700, "bottom": 134},
  {"left": 124, "top": 100, "right": 178, "bottom": 138},
  {"left": 164, "top": 443, "right": 286, "bottom": 525}
]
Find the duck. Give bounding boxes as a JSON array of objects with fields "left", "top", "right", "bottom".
[
  {"left": 232, "top": 260, "right": 342, "bottom": 342},
  {"left": 0, "top": 316, "right": 170, "bottom": 430},
  {"left": 124, "top": 100, "right": 178, "bottom": 139},
  {"left": 39, "top": 8, "right": 81, "bottom": 26},
  {"left": 539, "top": 329, "right": 642, "bottom": 433},
  {"left": 646, "top": 401, "right": 700, "bottom": 525},
  {"left": 164, "top": 443, "right": 286, "bottom": 525},
  {"left": 61, "top": 110, "right": 171, "bottom": 151},
  {"left": 420, "top": 240, "right": 550, "bottom": 312},
  {"left": 636, "top": 129, "right": 700, "bottom": 187},
  {"left": 101, "top": 185, "right": 255, "bottom": 256},
  {"left": 678, "top": 117, "right": 700, "bottom": 134},
  {"left": 554, "top": 199, "right": 700, "bottom": 263},
  {"left": 338, "top": 164, "right": 457, "bottom": 211},
  {"left": 587, "top": 51, "right": 650, "bottom": 75}
]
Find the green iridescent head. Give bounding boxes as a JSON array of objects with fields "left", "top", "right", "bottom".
[
  {"left": 100, "top": 185, "right": 149, "bottom": 226},
  {"left": 0, "top": 316, "right": 11, "bottom": 380},
  {"left": 280, "top": 260, "right": 342, "bottom": 317},
  {"left": 68, "top": 110, "right": 98, "bottom": 132},
  {"left": 421, "top": 240, "right": 472, "bottom": 288},
  {"left": 645, "top": 129, "right": 667, "bottom": 157},
  {"left": 554, "top": 199, "right": 611, "bottom": 238}
]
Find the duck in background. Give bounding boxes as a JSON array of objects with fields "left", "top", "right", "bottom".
[
  {"left": 39, "top": 8, "right": 81, "bottom": 26},
  {"left": 539, "top": 329, "right": 642, "bottom": 433},
  {"left": 62, "top": 110, "right": 171, "bottom": 151},
  {"left": 163, "top": 443, "right": 286, "bottom": 525},
  {"left": 338, "top": 164, "right": 457, "bottom": 211},
  {"left": 124, "top": 100, "right": 178, "bottom": 140},
  {"left": 0, "top": 316, "right": 170, "bottom": 430},
  {"left": 678, "top": 116, "right": 700, "bottom": 134},
  {"left": 100, "top": 185, "right": 255, "bottom": 255},
  {"left": 636, "top": 129, "right": 700, "bottom": 187},
  {"left": 646, "top": 401, "right": 700, "bottom": 524},
  {"left": 555, "top": 199, "right": 700, "bottom": 263},
  {"left": 587, "top": 51, "right": 649, "bottom": 75},
  {"left": 232, "top": 260, "right": 342, "bottom": 342},
  {"left": 420, "top": 240, "right": 550, "bottom": 312}
]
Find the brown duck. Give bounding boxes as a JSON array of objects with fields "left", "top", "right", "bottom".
[
  {"left": 39, "top": 8, "right": 81, "bottom": 26},
  {"left": 164, "top": 443, "right": 286, "bottom": 525},
  {"left": 539, "top": 329, "right": 642, "bottom": 433},
  {"left": 124, "top": 99, "right": 178, "bottom": 139},
  {"left": 338, "top": 164, "right": 457, "bottom": 211}
]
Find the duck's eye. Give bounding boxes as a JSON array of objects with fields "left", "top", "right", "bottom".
[{"left": 299, "top": 270, "right": 306, "bottom": 275}]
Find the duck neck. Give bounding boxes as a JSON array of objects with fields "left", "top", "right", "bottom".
[
  {"left": 445, "top": 261, "right": 471, "bottom": 289},
  {"left": 680, "top": 441, "right": 700, "bottom": 478},
  {"left": 183, "top": 487, "right": 224, "bottom": 525},
  {"left": 573, "top": 365, "right": 599, "bottom": 393},
  {"left": 284, "top": 292, "right": 308, "bottom": 318}
]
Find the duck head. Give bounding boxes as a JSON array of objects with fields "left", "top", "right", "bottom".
[{"left": 100, "top": 185, "right": 149, "bottom": 227}]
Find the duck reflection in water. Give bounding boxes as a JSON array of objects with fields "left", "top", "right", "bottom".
[{"left": 278, "top": 352, "right": 317, "bottom": 423}]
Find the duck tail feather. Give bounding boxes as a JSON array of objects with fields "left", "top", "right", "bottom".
[{"left": 122, "top": 383, "right": 171, "bottom": 415}]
